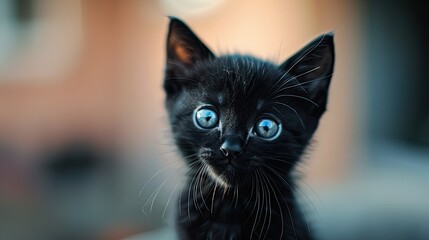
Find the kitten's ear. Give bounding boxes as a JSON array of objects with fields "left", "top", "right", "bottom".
[
  {"left": 279, "top": 33, "right": 335, "bottom": 114},
  {"left": 167, "top": 17, "right": 214, "bottom": 67},
  {"left": 165, "top": 17, "right": 215, "bottom": 97}
]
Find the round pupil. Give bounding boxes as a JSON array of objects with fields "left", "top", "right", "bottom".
[
  {"left": 256, "top": 119, "right": 279, "bottom": 138},
  {"left": 262, "top": 125, "right": 270, "bottom": 132},
  {"left": 195, "top": 108, "right": 218, "bottom": 128}
]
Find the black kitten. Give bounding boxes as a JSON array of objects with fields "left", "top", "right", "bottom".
[{"left": 164, "top": 17, "right": 334, "bottom": 240}]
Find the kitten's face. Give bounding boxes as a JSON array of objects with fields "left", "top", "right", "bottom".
[{"left": 164, "top": 18, "right": 334, "bottom": 187}]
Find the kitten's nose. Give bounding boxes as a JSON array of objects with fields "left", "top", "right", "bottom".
[{"left": 220, "top": 137, "right": 243, "bottom": 159}]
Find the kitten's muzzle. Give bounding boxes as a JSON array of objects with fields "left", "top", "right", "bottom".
[{"left": 219, "top": 136, "right": 244, "bottom": 160}]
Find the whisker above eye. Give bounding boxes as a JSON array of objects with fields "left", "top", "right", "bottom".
[
  {"left": 283, "top": 74, "right": 334, "bottom": 91},
  {"left": 271, "top": 94, "right": 320, "bottom": 107},
  {"left": 271, "top": 101, "right": 306, "bottom": 129},
  {"left": 268, "top": 66, "right": 321, "bottom": 99}
]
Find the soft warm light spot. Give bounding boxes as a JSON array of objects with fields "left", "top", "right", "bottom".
[
  {"left": 174, "top": 45, "right": 192, "bottom": 64},
  {"left": 161, "top": 0, "right": 226, "bottom": 16}
]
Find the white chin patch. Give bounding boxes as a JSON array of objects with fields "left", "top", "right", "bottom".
[{"left": 206, "top": 164, "right": 230, "bottom": 188}]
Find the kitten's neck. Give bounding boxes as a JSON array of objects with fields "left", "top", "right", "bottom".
[{"left": 177, "top": 175, "right": 310, "bottom": 239}]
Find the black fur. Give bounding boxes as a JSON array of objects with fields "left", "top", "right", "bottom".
[{"left": 164, "top": 17, "right": 334, "bottom": 240}]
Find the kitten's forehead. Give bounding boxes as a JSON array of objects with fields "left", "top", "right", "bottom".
[
  {"left": 191, "top": 56, "right": 289, "bottom": 121},
  {"left": 257, "top": 99, "right": 264, "bottom": 110},
  {"left": 201, "top": 56, "right": 281, "bottom": 97},
  {"left": 217, "top": 93, "right": 225, "bottom": 105}
]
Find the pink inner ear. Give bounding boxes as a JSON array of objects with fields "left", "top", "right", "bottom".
[{"left": 174, "top": 44, "right": 192, "bottom": 64}]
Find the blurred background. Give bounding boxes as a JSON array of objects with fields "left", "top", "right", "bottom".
[{"left": 0, "top": 0, "right": 428, "bottom": 239}]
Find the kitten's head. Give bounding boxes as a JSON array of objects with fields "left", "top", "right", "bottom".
[{"left": 164, "top": 17, "right": 334, "bottom": 188}]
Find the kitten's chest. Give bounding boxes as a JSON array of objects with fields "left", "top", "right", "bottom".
[
  {"left": 178, "top": 188, "right": 270, "bottom": 232},
  {"left": 177, "top": 186, "right": 245, "bottom": 222},
  {"left": 176, "top": 187, "right": 297, "bottom": 239}
]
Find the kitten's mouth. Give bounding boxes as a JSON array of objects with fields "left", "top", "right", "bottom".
[
  {"left": 204, "top": 162, "right": 232, "bottom": 188},
  {"left": 200, "top": 157, "right": 236, "bottom": 188},
  {"left": 199, "top": 148, "right": 240, "bottom": 188}
]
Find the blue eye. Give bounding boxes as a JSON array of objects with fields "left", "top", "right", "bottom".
[
  {"left": 255, "top": 118, "right": 281, "bottom": 139},
  {"left": 194, "top": 108, "right": 219, "bottom": 129}
]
